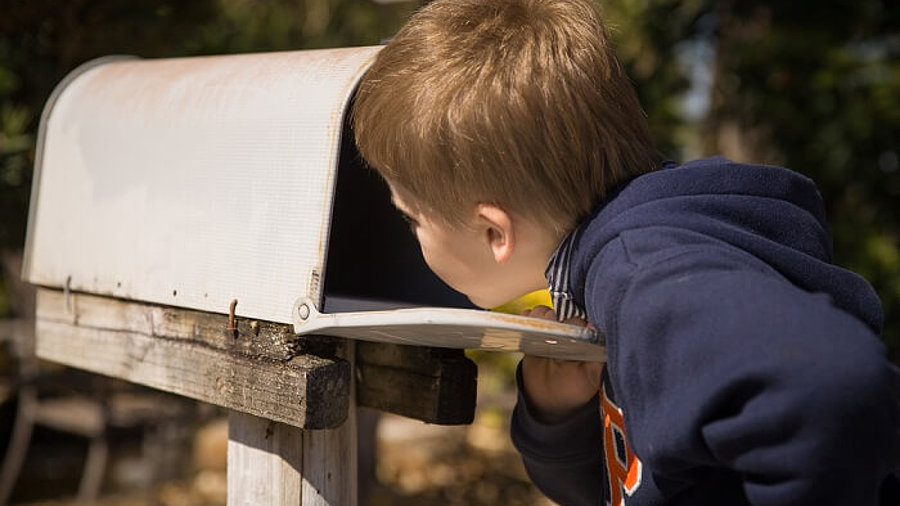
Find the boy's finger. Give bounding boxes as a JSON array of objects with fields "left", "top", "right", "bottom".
[
  {"left": 563, "top": 316, "right": 588, "bottom": 327},
  {"left": 527, "top": 305, "right": 556, "bottom": 320}
]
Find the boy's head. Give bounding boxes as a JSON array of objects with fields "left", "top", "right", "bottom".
[
  {"left": 353, "top": 0, "right": 660, "bottom": 235},
  {"left": 352, "top": 0, "right": 659, "bottom": 308}
]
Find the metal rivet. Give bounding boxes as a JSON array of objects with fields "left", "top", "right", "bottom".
[{"left": 298, "top": 303, "right": 310, "bottom": 320}]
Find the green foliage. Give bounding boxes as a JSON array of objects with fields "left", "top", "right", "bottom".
[
  {"left": 603, "top": 0, "right": 705, "bottom": 159},
  {"left": 185, "top": 0, "right": 416, "bottom": 54}
]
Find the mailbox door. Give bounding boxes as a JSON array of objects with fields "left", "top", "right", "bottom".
[{"left": 296, "top": 298, "right": 605, "bottom": 361}]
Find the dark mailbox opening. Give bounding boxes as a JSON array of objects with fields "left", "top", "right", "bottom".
[{"left": 322, "top": 115, "right": 476, "bottom": 312}]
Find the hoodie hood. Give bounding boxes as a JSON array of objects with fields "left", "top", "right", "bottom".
[{"left": 571, "top": 156, "right": 883, "bottom": 334}]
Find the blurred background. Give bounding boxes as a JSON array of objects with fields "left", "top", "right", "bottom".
[{"left": 0, "top": 0, "right": 897, "bottom": 504}]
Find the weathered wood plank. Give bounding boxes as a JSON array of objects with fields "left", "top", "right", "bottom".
[
  {"left": 227, "top": 411, "right": 303, "bottom": 505},
  {"left": 35, "top": 288, "right": 478, "bottom": 426},
  {"left": 356, "top": 340, "right": 473, "bottom": 376},
  {"left": 302, "top": 340, "right": 357, "bottom": 505},
  {"left": 227, "top": 342, "right": 357, "bottom": 506},
  {"left": 35, "top": 288, "right": 348, "bottom": 429},
  {"left": 356, "top": 341, "right": 477, "bottom": 425},
  {"left": 36, "top": 288, "right": 302, "bottom": 360}
]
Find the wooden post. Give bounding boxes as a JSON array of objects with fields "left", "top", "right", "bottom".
[
  {"left": 228, "top": 341, "right": 356, "bottom": 506},
  {"left": 356, "top": 341, "right": 475, "bottom": 425},
  {"left": 227, "top": 412, "right": 304, "bottom": 504},
  {"left": 301, "top": 339, "right": 357, "bottom": 504}
]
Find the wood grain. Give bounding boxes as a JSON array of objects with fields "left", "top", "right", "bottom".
[
  {"left": 35, "top": 288, "right": 348, "bottom": 429},
  {"left": 227, "top": 411, "right": 303, "bottom": 505},
  {"left": 356, "top": 341, "right": 477, "bottom": 425},
  {"left": 34, "top": 288, "right": 478, "bottom": 426}
]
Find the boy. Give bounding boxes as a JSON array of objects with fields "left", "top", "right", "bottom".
[{"left": 352, "top": 0, "right": 900, "bottom": 504}]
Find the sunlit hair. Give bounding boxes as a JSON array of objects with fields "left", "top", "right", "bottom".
[{"left": 352, "top": 0, "right": 661, "bottom": 234}]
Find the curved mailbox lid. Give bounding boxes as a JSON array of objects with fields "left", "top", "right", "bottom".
[
  {"left": 24, "top": 47, "right": 381, "bottom": 325},
  {"left": 294, "top": 298, "right": 606, "bottom": 362}
]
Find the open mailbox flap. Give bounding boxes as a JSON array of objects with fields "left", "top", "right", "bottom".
[
  {"left": 24, "top": 46, "right": 606, "bottom": 361},
  {"left": 298, "top": 297, "right": 605, "bottom": 362},
  {"left": 318, "top": 89, "right": 606, "bottom": 361}
]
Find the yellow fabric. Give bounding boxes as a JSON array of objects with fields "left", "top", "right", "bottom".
[{"left": 491, "top": 289, "right": 553, "bottom": 315}]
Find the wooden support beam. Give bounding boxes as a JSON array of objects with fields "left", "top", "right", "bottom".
[
  {"left": 356, "top": 341, "right": 477, "bottom": 424},
  {"left": 227, "top": 341, "right": 357, "bottom": 506},
  {"left": 301, "top": 340, "right": 357, "bottom": 505},
  {"left": 34, "top": 288, "right": 348, "bottom": 429},
  {"left": 34, "top": 288, "right": 478, "bottom": 427},
  {"left": 227, "top": 412, "right": 304, "bottom": 504}
]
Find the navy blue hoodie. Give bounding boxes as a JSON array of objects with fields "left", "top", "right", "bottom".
[{"left": 511, "top": 158, "right": 900, "bottom": 505}]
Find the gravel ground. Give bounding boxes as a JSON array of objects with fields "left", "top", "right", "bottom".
[{"left": 13, "top": 354, "right": 558, "bottom": 506}]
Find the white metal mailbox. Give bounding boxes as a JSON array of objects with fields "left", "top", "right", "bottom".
[{"left": 23, "top": 46, "right": 603, "bottom": 362}]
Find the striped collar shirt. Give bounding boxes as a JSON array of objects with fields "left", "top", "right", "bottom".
[{"left": 544, "top": 228, "right": 587, "bottom": 322}]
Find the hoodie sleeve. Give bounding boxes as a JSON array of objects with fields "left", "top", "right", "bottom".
[
  {"left": 510, "top": 363, "right": 605, "bottom": 506},
  {"left": 608, "top": 250, "right": 900, "bottom": 505}
]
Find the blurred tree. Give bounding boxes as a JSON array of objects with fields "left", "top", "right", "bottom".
[{"left": 602, "top": 0, "right": 704, "bottom": 159}]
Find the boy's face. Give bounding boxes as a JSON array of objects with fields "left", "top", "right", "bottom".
[{"left": 389, "top": 184, "right": 554, "bottom": 309}]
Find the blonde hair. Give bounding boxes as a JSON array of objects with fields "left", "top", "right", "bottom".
[{"left": 352, "top": 0, "right": 660, "bottom": 234}]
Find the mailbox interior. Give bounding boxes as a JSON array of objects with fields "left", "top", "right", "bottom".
[{"left": 322, "top": 115, "right": 476, "bottom": 313}]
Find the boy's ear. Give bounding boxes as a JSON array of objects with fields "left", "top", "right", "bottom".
[{"left": 476, "top": 203, "right": 515, "bottom": 264}]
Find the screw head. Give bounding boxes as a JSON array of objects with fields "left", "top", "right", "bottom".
[{"left": 297, "top": 303, "right": 310, "bottom": 320}]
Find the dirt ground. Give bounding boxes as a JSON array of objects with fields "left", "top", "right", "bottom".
[
  {"left": 9, "top": 354, "right": 558, "bottom": 506},
  {"left": 13, "top": 413, "right": 554, "bottom": 506}
]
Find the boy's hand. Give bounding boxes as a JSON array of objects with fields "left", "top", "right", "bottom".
[{"left": 521, "top": 305, "right": 603, "bottom": 423}]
